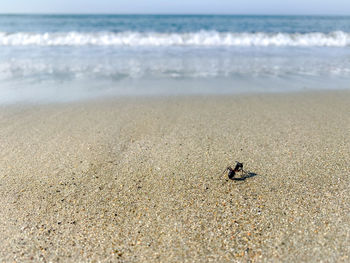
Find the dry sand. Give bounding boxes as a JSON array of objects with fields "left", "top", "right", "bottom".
[{"left": 0, "top": 91, "right": 350, "bottom": 262}]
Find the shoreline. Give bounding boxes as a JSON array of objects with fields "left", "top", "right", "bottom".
[
  {"left": 2, "top": 88, "right": 350, "bottom": 107},
  {"left": 1, "top": 90, "right": 350, "bottom": 262}
]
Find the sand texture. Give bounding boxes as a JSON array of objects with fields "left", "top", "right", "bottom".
[{"left": 1, "top": 91, "right": 350, "bottom": 262}]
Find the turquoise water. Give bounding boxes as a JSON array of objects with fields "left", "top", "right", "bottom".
[
  {"left": 2, "top": 15, "right": 350, "bottom": 33},
  {"left": 1, "top": 15, "right": 350, "bottom": 103}
]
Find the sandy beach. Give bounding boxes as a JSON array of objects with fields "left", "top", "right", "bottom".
[{"left": 1, "top": 91, "right": 350, "bottom": 262}]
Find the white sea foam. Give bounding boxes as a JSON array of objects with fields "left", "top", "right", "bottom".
[{"left": 1, "top": 31, "right": 350, "bottom": 47}]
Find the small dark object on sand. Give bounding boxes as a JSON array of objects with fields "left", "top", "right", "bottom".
[{"left": 223, "top": 161, "right": 246, "bottom": 179}]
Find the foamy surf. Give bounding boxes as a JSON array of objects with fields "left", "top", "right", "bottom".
[
  {"left": 1, "top": 15, "right": 350, "bottom": 104},
  {"left": 1, "top": 31, "right": 350, "bottom": 47}
]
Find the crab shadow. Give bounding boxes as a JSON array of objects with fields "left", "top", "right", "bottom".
[{"left": 230, "top": 172, "right": 258, "bottom": 181}]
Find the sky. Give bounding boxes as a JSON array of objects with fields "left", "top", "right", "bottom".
[{"left": 1, "top": 0, "right": 350, "bottom": 15}]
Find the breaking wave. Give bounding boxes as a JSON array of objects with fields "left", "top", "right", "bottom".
[{"left": 1, "top": 31, "right": 350, "bottom": 47}]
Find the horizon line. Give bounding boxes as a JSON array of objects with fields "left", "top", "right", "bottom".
[{"left": 0, "top": 13, "right": 349, "bottom": 16}]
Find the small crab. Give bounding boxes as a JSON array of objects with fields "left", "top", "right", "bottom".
[{"left": 223, "top": 161, "right": 246, "bottom": 179}]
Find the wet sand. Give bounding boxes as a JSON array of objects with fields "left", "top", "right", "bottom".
[{"left": 1, "top": 91, "right": 350, "bottom": 262}]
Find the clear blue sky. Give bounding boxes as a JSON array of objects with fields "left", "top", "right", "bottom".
[{"left": 1, "top": 0, "right": 350, "bottom": 15}]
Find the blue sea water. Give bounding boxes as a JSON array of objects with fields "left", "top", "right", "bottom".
[{"left": 0, "top": 15, "right": 350, "bottom": 103}]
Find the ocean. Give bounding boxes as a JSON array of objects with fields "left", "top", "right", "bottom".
[{"left": 1, "top": 15, "right": 350, "bottom": 103}]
